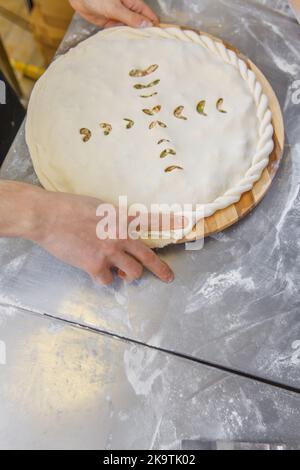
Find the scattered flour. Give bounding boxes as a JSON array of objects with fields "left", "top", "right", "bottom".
[
  {"left": 291, "top": 341, "right": 300, "bottom": 366},
  {"left": 124, "top": 347, "right": 162, "bottom": 396},
  {"left": 198, "top": 269, "right": 255, "bottom": 302}
]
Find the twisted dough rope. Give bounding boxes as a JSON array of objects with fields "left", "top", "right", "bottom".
[{"left": 101, "top": 26, "right": 274, "bottom": 225}]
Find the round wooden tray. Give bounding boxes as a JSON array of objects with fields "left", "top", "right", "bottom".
[{"left": 160, "top": 24, "right": 285, "bottom": 245}]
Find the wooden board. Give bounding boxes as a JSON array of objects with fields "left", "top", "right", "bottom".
[
  {"left": 159, "top": 24, "right": 285, "bottom": 245},
  {"left": 289, "top": 0, "right": 300, "bottom": 23}
]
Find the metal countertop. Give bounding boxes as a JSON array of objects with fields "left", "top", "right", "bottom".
[
  {"left": 1, "top": 303, "right": 300, "bottom": 450},
  {"left": 0, "top": 0, "right": 299, "bottom": 449}
]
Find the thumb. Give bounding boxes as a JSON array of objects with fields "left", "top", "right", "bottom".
[{"left": 114, "top": 4, "right": 153, "bottom": 28}]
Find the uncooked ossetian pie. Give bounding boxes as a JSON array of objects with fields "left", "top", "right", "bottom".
[{"left": 26, "top": 26, "right": 274, "bottom": 247}]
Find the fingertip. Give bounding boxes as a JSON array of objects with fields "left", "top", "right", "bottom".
[
  {"left": 138, "top": 18, "right": 153, "bottom": 28},
  {"left": 159, "top": 263, "right": 175, "bottom": 284},
  {"left": 150, "top": 12, "right": 160, "bottom": 25},
  {"left": 117, "top": 4, "right": 153, "bottom": 29},
  {"left": 93, "top": 273, "right": 114, "bottom": 286},
  {"left": 104, "top": 20, "right": 124, "bottom": 29},
  {"left": 140, "top": 2, "right": 160, "bottom": 24},
  {"left": 163, "top": 271, "right": 175, "bottom": 284}
]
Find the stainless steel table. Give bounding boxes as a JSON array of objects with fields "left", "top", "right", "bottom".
[{"left": 0, "top": 0, "right": 300, "bottom": 449}]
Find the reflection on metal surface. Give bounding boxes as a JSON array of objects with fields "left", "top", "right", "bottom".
[
  {"left": 58, "top": 290, "right": 119, "bottom": 332},
  {"left": 0, "top": 80, "right": 6, "bottom": 105},
  {"left": 0, "top": 340, "right": 6, "bottom": 365},
  {"left": 2, "top": 306, "right": 300, "bottom": 449},
  {"left": 0, "top": 0, "right": 300, "bottom": 394},
  {"left": 10, "top": 326, "right": 107, "bottom": 412}
]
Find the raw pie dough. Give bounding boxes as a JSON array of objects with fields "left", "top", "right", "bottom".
[{"left": 26, "top": 26, "right": 274, "bottom": 247}]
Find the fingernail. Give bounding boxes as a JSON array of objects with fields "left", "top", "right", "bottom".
[
  {"left": 118, "top": 270, "right": 126, "bottom": 279},
  {"left": 165, "top": 272, "right": 174, "bottom": 283},
  {"left": 139, "top": 20, "right": 153, "bottom": 28}
]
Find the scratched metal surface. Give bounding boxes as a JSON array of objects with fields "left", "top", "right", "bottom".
[
  {"left": 1, "top": 0, "right": 300, "bottom": 396},
  {"left": 1, "top": 304, "right": 300, "bottom": 450}
]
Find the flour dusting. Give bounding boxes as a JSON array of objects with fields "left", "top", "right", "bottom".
[
  {"left": 198, "top": 269, "right": 254, "bottom": 301},
  {"left": 291, "top": 341, "right": 300, "bottom": 366},
  {"left": 124, "top": 346, "right": 162, "bottom": 396}
]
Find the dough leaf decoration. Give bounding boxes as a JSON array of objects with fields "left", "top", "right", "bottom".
[
  {"left": 143, "top": 105, "right": 161, "bottom": 116},
  {"left": 165, "top": 165, "right": 184, "bottom": 173},
  {"left": 129, "top": 64, "right": 159, "bottom": 77},
  {"left": 100, "top": 123, "right": 112, "bottom": 136},
  {"left": 140, "top": 92, "right": 158, "bottom": 98},
  {"left": 80, "top": 128, "right": 91, "bottom": 142},
  {"left": 160, "top": 149, "right": 177, "bottom": 159},
  {"left": 174, "top": 106, "right": 188, "bottom": 120},
  {"left": 216, "top": 98, "right": 227, "bottom": 113},
  {"left": 134, "top": 79, "right": 160, "bottom": 90},
  {"left": 149, "top": 121, "right": 167, "bottom": 129},
  {"left": 158, "top": 139, "right": 171, "bottom": 145},
  {"left": 196, "top": 100, "right": 207, "bottom": 116},
  {"left": 124, "top": 118, "right": 134, "bottom": 129}
]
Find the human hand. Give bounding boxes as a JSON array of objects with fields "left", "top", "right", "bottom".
[
  {"left": 69, "top": 0, "right": 159, "bottom": 28},
  {"left": 31, "top": 190, "right": 184, "bottom": 286}
]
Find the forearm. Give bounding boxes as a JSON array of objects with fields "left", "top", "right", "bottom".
[{"left": 0, "top": 180, "right": 45, "bottom": 241}]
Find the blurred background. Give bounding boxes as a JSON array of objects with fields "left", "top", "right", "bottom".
[
  {"left": 0, "top": 0, "right": 73, "bottom": 162},
  {"left": 0, "top": 0, "right": 73, "bottom": 102}
]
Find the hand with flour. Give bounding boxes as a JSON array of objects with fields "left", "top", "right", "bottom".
[
  {"left": 69, "top": 0, "right": 159, "bottom": 28},
  {"left": 0, "top": 181, "right": 182, "bottom": 285}
]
